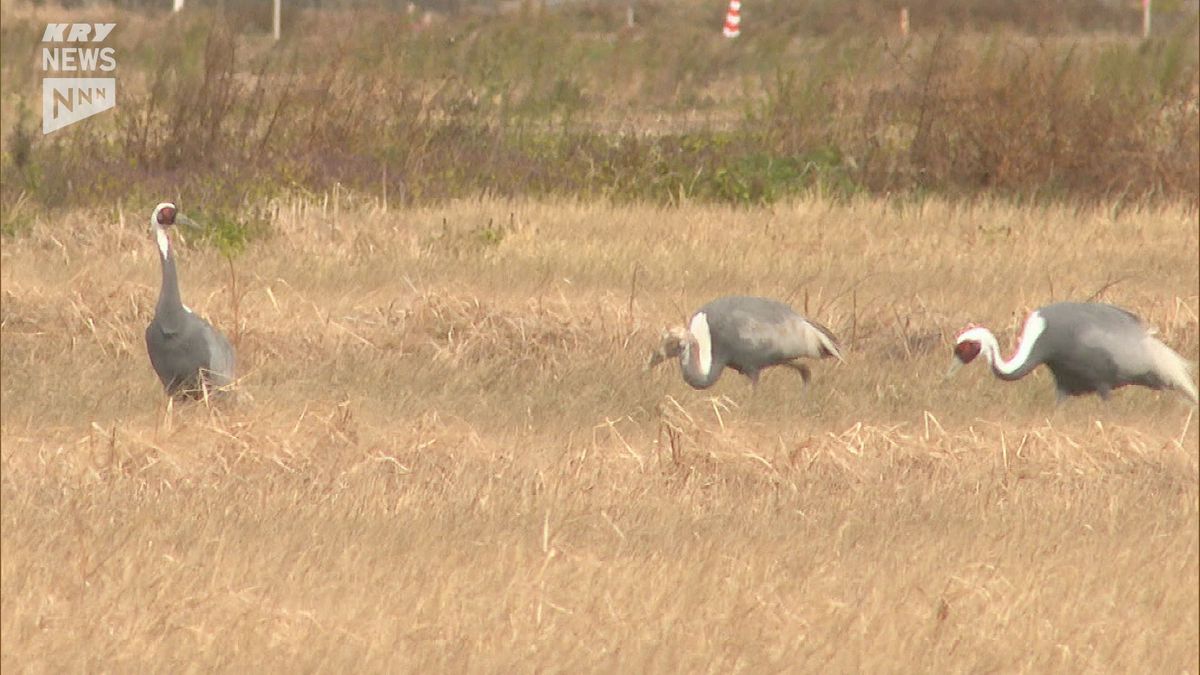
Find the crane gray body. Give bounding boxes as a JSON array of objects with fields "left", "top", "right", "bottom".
[
  {"left": 144, "top": 203, "right": 236, "bottom": 399},
  {"left": 951, "top": 301, "right": 1198, "bottom": 404},
  {"left": 649, "top": 295, "right": 844, "bottom": 390}
]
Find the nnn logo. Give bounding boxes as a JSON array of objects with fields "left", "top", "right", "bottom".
[{"left": 41, "top": 23, "right": 118, "bottom": 134}]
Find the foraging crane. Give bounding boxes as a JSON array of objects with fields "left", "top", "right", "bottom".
[
  {"left": 144, "top": 202, "right": 236, "bottom": 399},
  {"left": 947, "top": 301, "right": 1198, "bottom": 405},
  {"left": 647, "top": 296, "right": 844, "bottom": 390}
]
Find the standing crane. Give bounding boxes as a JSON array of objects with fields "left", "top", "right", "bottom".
[
  {"left": 947, "top": 302, "right": 1198, "bottom": 405},
  {"left": 144, "top": 202, "right": 236, "bottom": 399},
  {"left": 647, "top": 296, "right": 844, "bottom": 390}
]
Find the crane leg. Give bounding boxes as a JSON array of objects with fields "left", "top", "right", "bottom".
[{"left": 785, "top": 361, "right": 812, "bottom": 385}]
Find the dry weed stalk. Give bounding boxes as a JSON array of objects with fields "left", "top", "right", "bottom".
[{"left": 1, "top": 195, "right": 1195, "bottom": 671}]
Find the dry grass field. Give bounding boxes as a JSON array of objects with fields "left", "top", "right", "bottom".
[{"left": 2, "top": 195, "right": 1197, "bottom": 671}]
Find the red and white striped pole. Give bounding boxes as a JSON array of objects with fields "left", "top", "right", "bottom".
[{"left": 722, "top": 0, "right": 741, "bottom": 38}]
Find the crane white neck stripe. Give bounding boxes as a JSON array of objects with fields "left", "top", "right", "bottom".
[
  {"left": 960, "top": 311, "right": 1046, "bottom": 376},
  {"left": 995, "top": 310, "right": 1046, "bottom": 375},
  {"left": 690, "top": 311, "right": 713, "bottom": 377},
  {"left": 155, "top": 226, "right": 170, "bottom": 260}
]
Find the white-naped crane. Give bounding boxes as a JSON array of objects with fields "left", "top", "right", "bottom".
[
  {"left": 647, "top": 296, "right": 844, "bottom": 390},
  {"left": 144, "top": 202, "right": 236, "bottom": 399},
  {"left": 948, "top": 301, "right": 1198, "bottom": 405}
]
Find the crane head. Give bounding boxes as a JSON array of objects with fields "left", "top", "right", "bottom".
[
  {"left": 946, "top": 324, "right": 985, "bottom": 378},
  {"left": 151, "top": 202, "right": 201, "bottom": 230},
  {"left": 154, "top": 202, "right": 178, "bottom": 226},
  {"left": 646, "top": 327, "right": 687, "bottom": 371}
]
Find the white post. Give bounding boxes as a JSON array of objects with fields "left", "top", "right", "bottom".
[
  {"left": 1142, "top": 0, "right": 1151, "bottom": 39},
  {"left": 272, "top": 0, "right": 281, "bottom": 40},
  {"left": 173, "top": 0, "right": 184, "bottom": 12},
  {"left": 900, "top": 7, "right": 909, "bottom": 37},
  {"left": 626, "top": 2, "right": 634, "bottom": 29}
]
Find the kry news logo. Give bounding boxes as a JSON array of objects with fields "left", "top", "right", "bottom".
[{"left": 41, "top": 23, "right": 117, "bottom": 134}]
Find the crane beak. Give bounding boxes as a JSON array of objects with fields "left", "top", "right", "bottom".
[
  {"left": 944, "top": 357, "right": 964, "bottom": 380},
  {"left": 175, "top": 214, "right": 202, "bottom": 230},
  {"left": 646, "top": 349, "right": 667, "bottom": 372}
]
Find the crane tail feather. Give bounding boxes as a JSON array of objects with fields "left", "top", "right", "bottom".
[
  {"left": 1146, "top": 336, "right": 1199, "bottom": 405},
  {"left": 807, "top": 319, "right": 845, "bottom": 363}
]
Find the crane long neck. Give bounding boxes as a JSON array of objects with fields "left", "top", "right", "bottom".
[
  {"left": 979, "top": 326, "right": 1041, "bottom": 381},
  {"left": 155, "top": 226, "right": 186, "bottom": 324},
  {"left": 679, "top": 334, "right": 722, "bottom": 389}
]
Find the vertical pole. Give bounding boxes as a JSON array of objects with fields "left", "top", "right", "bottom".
[
  {"left": 173, "top": 0, "right": 184, "bottom": 12},
  {"left": 900, "top": 7, "right": 909, "bottom": 37},
  {"left": 1142, "top": 0, "right": 1151, "bottom": 39},
  {"left": 273, "top": 0, "right": 281, "bottom": 40},
  {"left": 626, "top": 1, "right": 634, "bottom": 29}
]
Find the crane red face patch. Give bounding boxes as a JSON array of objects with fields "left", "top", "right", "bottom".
[
  {"left": 954, "top": 340, "right": 982, "bottom": 364},
  {"left": 157, "top": 205, "right": 177, "bottom": 226}
]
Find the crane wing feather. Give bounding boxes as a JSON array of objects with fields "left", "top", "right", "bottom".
[
  {"left": 699, "top": 296, "right": 842, "bottom": 369},
  {"left": 202, "top": 321, "right": 237, "bottom": 388}
]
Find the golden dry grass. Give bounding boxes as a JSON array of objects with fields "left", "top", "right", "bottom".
[{"left": 2, "top": 195, "right": 1198, "bottom": 671}]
